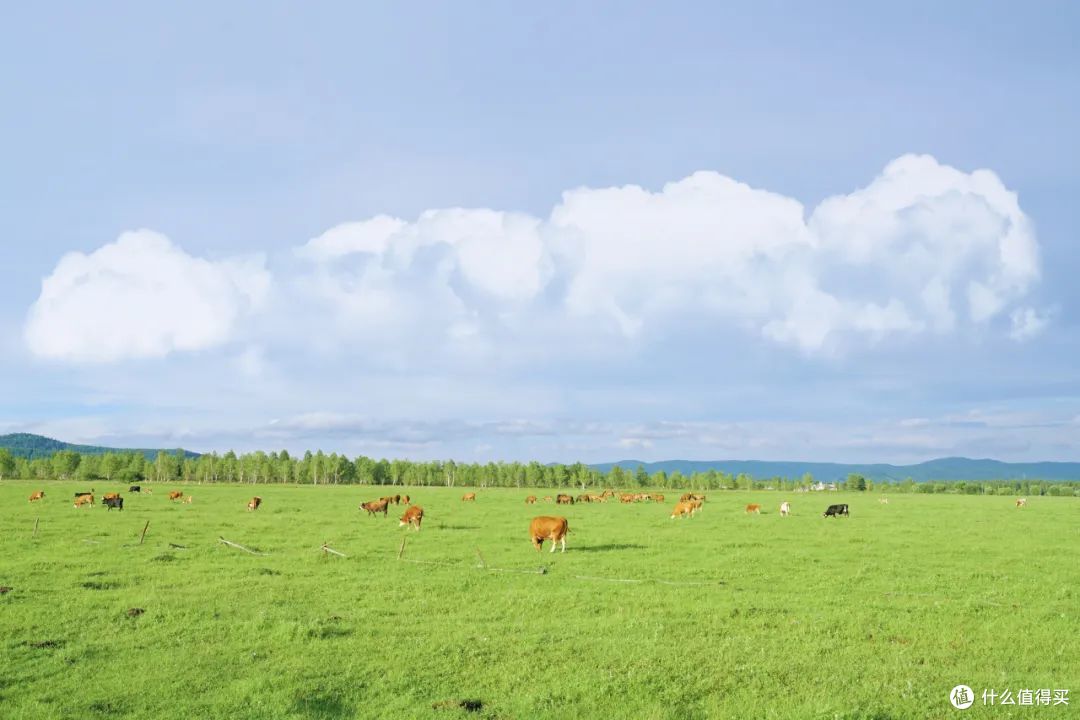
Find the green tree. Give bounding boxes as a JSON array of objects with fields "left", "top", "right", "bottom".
[{"left": 0, "top": 449, "right": 15, "bottom": 480}]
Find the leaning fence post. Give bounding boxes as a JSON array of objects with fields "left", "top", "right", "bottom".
[
  {"left": 139, "top": 521, "right": 150, "bottom": 545},
  {"left": 397, "top": 536, "right": 407, "bottom": 560},
  {"left": 475, "top": 548, "right": 488, "bottom": 569},
  {"left": 32, "top": 517, "right": 39, "bottom": 539}
]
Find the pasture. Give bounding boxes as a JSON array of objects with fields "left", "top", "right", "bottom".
[{"left": 1, "top": 482, "right": 1077, "bottom": 719}]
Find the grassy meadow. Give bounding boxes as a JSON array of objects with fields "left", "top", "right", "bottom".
[{"left": 0, "top": 481, "right": 1077, "bottom": 719}]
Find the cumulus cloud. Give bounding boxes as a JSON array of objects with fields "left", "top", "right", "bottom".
[
  {"left": 297, "top": 154, "right": 1044, "bottom": 355},
  {"left": 26, "top": 230, "right": 270, "bottom": 362}
]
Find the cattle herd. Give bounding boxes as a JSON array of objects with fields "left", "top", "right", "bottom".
[{"left": 23, "top": 486, "right": 1034, "bottom": 554}]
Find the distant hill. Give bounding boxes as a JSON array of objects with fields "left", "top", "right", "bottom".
[
  {"left": 0, "top": 433, "right": 200, "bottom": 461},
  {"left": 591, "top": 457, "right": 1080, "bottom": 482}
]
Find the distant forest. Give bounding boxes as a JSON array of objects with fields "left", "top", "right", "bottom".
[{"left": 1, "top": 447, "right": 1078, "bottom": 496}]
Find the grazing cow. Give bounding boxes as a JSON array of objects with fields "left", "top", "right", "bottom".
[
  {"left": 184, "top": 495, "right": 194, "bottom": 504},
  {"left": 651, "top": 494, "right": 665, "bottom": 503},
  {"left": 878, "top": 498, "right": 889, "bottom": 505},
  {"left": 168, "top": 491, "right": 183, "bottom": 501},
  {"left": 556, "top": 494, "right": 574, "bottom": 505},
  {"left": 823, "top": 503, "right": 849, "bottom": 518},
  {"left": 361, "top": 498, "right": 390, "bottom": 517},
  {"left": 74, "top": 494, "right": 94, "bottom": 508},
  {"left": 543, "top": 496, "right": 553, "bottom": 502},
  {"left": 745, "top": 503, "right": 761, "bottom": 514},
  {"left": 103, "top": 496, "right": 124, "bottom": 511},
  {"left": 779, "top": 501, "right": 791, "bottom": 517},
  {"left": 28, "top": 491, "right": 45, "bottom": 502},
  {"left": 575, "top": 494, "right": 591, "bottom": 503},
  {"left": 379, "top": 496, "right": 396, "bottom": 505},
  {"left": 247, "top": 496, "right": 262, "bottom": 511},
  {"left": 670, "top": 501, "right": 695, "bottom": 519},
  {"left": 103, "top": 492, "right": 120, "bottom": 501},
  {"left": 399, "top": 505, "right": 424, "bottom": 531},
  {"left": 525, "top": 495, "right": 537, "bottom": 504},
  {"left": 619, "top": 494, "right": 635, "bottom": 504},
  {"left": 1015, "top": 498, "right": 1027, "bottom": 508},
  {"left": 529, "top": 516, "right": 569, "bottom": 553},
  {"left": 462, "top": 493, "right": 477, "bottom": 502},
  {"left": 129, "top": 485, "right": 141, "bottom": 493},
  {"left": 144, "top": 488, "right": 153, "bottom": 495},
  {"left": 392, "top": 494, "right": 402, "bottom": 505},
  {"left": 401, "top": 495, "right": 410, "bottom": 504},
  {"left": 601, "top": 490, "right": 616, "bottom": 499}
]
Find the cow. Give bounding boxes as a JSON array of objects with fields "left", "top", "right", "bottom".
[
  {"left": 74, "top": 491, "right": 94, "bottom": 499},
  {"left": 247, "top": 496, "right": 262, "bottom": 511},
  {"left": 619, "top": 494, "right": 635, "bottom": 504},
  {"left": 1015, "top": 498, "right": 1027, "bottom": 508},
  {"left": 556, "top": 494, "right": 574, "bottom": 505},
  {"left": 525, "top": 495, "right": 537, "bottom": 504},
  {"left": 103, "top": 492, "right": 120, "bottom": 501},
  {"left": 543, "top": 496, "right": 553, "bottom": 502},
  {"left": 823, "top": 503, "right": 849, "bottom": 518},
  {"left": 399, "top": 505, "right": 424, "bottom": 531},
  {"left": 74, "top": 494, "right": 94, "bottom": 508},
  {"left": 575, "top": 494, "right": 591, "bottom": 503},
  {"left": 779, "top": 501, "right": 791, "bottom": 517},
  {"left": 680, "top": 493, "right": 706, "bottom": 503},
  {"left": 670, "top": 501, "right": 695, "bottom": 519},
  {"left": 745, "top": 503, "right": 761, "bottom": 514},
  {"left": 361, "top": 498, "right": 389, "bottom": 517},
  {"left": 401, "top": 495, "right": 410, "bottom": 505},
  {"left": 168, "top": 491, "right": 184, "bottom": 501},
  {"left": 129, "top": 485, "right": 141, "bottom": 493},
  {"left": 103, "top": 496, "right": 124, "bottom": 511},
  {"left": 529, "top": 516, "right": 569, "bottom": 553},
  {"left": 652, "top": 494, "right": 665, "bottom": 503},
  {"left": 28, "top": 491, "right": 45, "bottom": 502},
  {"left": 462, "top": 493, "right": 477, "bottom": 502},
  {"left": 184, "top": 495, "right": 194, "bottom": 504},
  {"left": 379, "top": 496, "right": 396, "bottom": 505},
  {"left": 878, "top": 498, "right": 889, "bottom": 505}
]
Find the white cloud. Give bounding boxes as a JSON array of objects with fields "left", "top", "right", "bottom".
[
  {"left": 25, "top": 230, "right": 270, "bottom": 362},
  {"left": 1009, "top": 306, "right": 1049, "bottom": 341},
  {"left": 297, "top": 154, "right": 1043, "bottom": 356}
]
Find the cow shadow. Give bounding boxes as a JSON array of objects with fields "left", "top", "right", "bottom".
[
  {"left": 436, "top": 524, "right": 480, "bottom": 531},
  {"left": 574, "top": 543, "right": 647, "bottom": 552}
]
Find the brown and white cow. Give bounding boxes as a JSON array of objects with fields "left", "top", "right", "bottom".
[
  {"left": 556, "top": 494, "right": 574, "bottom": 505},
  {"left": 247, "top": 496, "right": 262, "bottom": 511},
  {"left": 361, "top": 498, "right": 390, "bottom": 517},
  {"left": 462, "top": 493, "right": 477, "bottom": 502},
  {"left": 529, "top": 516, "right": 569, "bottom": 553},
  {"left": 74, "top": 494, "right": 94, "bottom": 508},
  {"left": 670, "top": 501, "right": 695, "bottom": 519},
  {"left": 525, "top": 495, "right": 537, "bottom": 504},
  {"left": 779, "top": 501, "right": 791, "bottom": 517},
  {"left": 745, "top": 504, "right": 761, "bottom": 514},
  {"left": 168, "top": 491, "right": 184, "bottom": 501},
  {"left": 651, "top": 494, "right": 665, "bottom": 503},
  {"left": 399, "top": 505, "right": 424, "bottom": 531},
  {"left": 1016, "top": 498, "right": 1027, "bottom": 508},
  {"left": 28, "top": 491, "right": 45, "bottom": 502}
]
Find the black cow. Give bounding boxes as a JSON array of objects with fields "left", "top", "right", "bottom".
[
  {"left": 104, "top": 496, "right": 124, "bottom": 511},
  {"left": 129, "top": 485, "right": 141, "bottom": 493},
  {"left": 823, "top": 503, "right": 849, "bottom": 518}
]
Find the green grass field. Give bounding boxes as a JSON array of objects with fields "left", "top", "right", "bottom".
[{"left": 1, "top": 482, "right": 1076, "bottom": 719}]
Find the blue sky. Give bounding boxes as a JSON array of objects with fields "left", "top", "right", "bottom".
[{"left": 2, "top": 2, "right": 1079, "bottom": 463}]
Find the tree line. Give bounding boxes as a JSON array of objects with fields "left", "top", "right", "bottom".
[{"left": 0, "top": 447, "right": 1078, "bottom": 496}]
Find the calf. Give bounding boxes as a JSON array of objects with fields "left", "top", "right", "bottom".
[
  {"left": 556, "top": 494, "right": 574, "bottom": 505},
  {"left": 103, "top": 496, "right": 124, "bottom": 511},
  {"left": 28, "top": 491, "right": 45, "bottom": 502},
  {"left": 529, "top": 516, "right": 569, "bottom": 553},
  {"left": 525, "top": 495, "right": 537, "bottom": 504},
  {"left": 129, "top": 485, "right": 141, "bottom": 493},
  {"left": 399, "top": 505, "right": 424, "bottom": 531},
  {"left": 462, "top": 493, "right": 477, "bottom": 502},
  {"left": 779, "top": 501, "right": 791, "bottom": 517},
  {"left": 745, "top": 503, "right": 761, "bottom": 514},
  {"left": 823, "top": 503, "right": 849, "bottom": 518},
  {"left": 74, "top": 494, "right": 94, "bottom": 508},
  {"left": 247, "top": 496, "right": 262, "bottom": 511},
  {"left": 361, "top": 498, "right": 389, "bottom": 517}
]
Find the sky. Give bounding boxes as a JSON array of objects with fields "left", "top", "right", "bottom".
[{"left": 2, "top": 2, "right": 1079, "bottom": 464}]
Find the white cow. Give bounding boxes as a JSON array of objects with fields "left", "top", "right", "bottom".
[
  {"left": 879, "top": 497, "right": 889, "bottom": 505},
  {"left": 779, "top": 501, "right": 791, "bottom": 517}
]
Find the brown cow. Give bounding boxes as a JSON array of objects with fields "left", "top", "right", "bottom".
[
  {"left": 399, "top": 505, "right": 424, "bottom": 531},
  {"left": 745, "top": 503, "right": 761, "bottom": 514},
  {"left": 247, "top": 496, "right": 262, "bottom": 511},
  {"left": 462, "top": 493, "right": 477, "bottom": 502},
  {"left": 28, "top": 491, "right": 45, "bottom": 502},
  {"left": 670, "top": 501, "right": 695, "bottom": 519},
  {"left": 74, "top": 494, "right": 94, "bottom": 508},
  {"left": 575, "top": 494, "right": 591, "bottom": 503},
  {"left": 1016, "top": 498, "right": 1027, "bottom": 508},
  {"left": 525, "top": 495, "right": 537, "bottom": 504},
  {"left": 543, "top": 496, "right": 553, "bottom": 502},
  {"left": 103, "top": 492, "right": 121, "bottom": 501},
  {"left": 361, "top": 498, "right": 390, "bottom": 517},
  {"left": 529, "top": 516, "right": 569, "bottom": 553},
  {"left": 651, "top": 494, "right": 665, "bottom": 503},
  {"left": 619, "top": 494, "right": 635, "bottom": 504},
  {"left": 556, "top": 494, "right": 574, "bottom": 505},
  {"left": 401, "top": 495, "right": 410, "bottom": 504},
  {"left": 168, "top": 491, "right": 183, "bottom": 501}
]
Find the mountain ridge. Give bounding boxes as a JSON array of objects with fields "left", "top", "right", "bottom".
[{"left": 0, "top": 433, "right": 200, "bottom": 461}]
